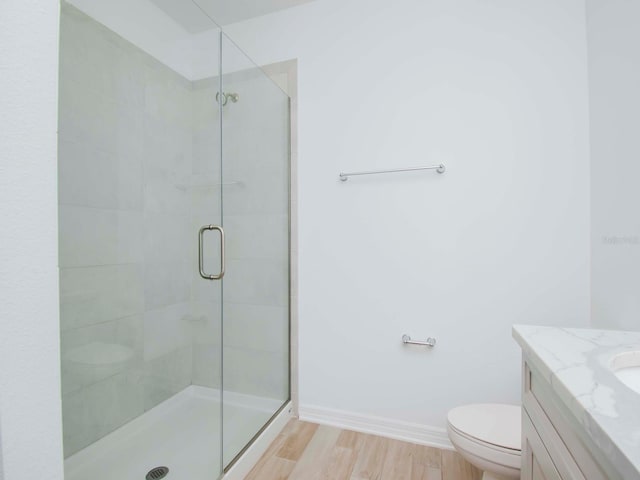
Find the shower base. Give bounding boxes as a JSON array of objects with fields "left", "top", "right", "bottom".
[{"left": 65, "top": 386, "right": 285, "bottom": 480}]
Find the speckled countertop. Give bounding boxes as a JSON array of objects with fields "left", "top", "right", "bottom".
[{"left": 513, "top": 325, "right": 640, "bottom": 480}]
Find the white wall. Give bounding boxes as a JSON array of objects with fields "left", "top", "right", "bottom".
[
  {"left": 0, "top": 428, "right": 3, "bottom": 480},
  {"left": 225, "top": 0, "right": 591, "bottom": 432},
  {"left": 0, "top": 0, "right": 64, "bottom": 479},
  {"left": 587, "top": 0, "right": 640, "bottom": 332}
]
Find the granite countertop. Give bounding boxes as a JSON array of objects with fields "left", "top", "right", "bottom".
[{"left": 513, "top": 325, "right": 640, "bottom": 480}]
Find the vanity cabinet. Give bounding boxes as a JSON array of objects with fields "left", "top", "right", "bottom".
[
  {"left": 521, "top": 359, "right": 612, "bottom": 480},
  {"left": 523, "top": 412, "right": 561, "bottom": 480}
]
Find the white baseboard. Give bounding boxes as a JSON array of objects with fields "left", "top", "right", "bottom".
[
  {"left": 223, "top": 401, "right": 293, "bottom": 480},
  {"left": 298, "top": 404, "right": 453, "bottom": 451}
]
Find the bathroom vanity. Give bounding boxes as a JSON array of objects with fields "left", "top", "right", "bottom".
[{"left": 513, "top": 326, "right": 640, "bottom": 480}]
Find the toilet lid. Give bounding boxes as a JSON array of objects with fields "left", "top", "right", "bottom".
[{"left": 447, "top": 404, "right": 521, "bottom": 451}]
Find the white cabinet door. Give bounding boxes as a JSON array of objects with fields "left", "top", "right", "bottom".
[{"left": 523, "top": 411, "right": 562, "bottom": 480}]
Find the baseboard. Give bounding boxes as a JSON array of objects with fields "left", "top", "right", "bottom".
[
  {"left": 298, "top": 404, "right": 453, "bottom": 451},
  {"left": 223, "top": 401, "right": 293, "bottom": 480}
]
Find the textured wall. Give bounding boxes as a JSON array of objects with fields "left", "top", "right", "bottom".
[
  {"left": 0, "top": 428, "right": 3, "bottom": 480},
  {"left": 0, "top": 0, "right": 64, "bottom": 478}
]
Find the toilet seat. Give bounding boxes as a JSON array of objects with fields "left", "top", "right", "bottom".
[
  {"left": 446, "top": 404, "right": 521, "bottom": 479},
  {"left": 447, "top": 404, "right": 521, "bottom": 451},
  {"left": 447, "top": 422, "right": 521, "bottom": 470}
]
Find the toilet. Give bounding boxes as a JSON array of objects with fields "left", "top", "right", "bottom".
[{"left": 447, "top": 404, "right": 521, "bottom": 480}]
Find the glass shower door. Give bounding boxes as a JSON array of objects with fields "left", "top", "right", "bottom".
[{"left": 220, "top": 34, "right": 291, "bottom": 468}]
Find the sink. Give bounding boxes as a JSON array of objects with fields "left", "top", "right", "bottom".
[{"left": 610, "top": 351, "right": 640, "bottom": 395}]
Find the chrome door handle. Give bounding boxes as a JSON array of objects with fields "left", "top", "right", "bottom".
[{"left": 199, "top": 225, "right": 225, "bottom": 280}]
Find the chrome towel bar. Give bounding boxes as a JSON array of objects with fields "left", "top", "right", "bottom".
[
  {"left": 339, "top": 164, "right": 445, "bottom": 182},
  {"left": 402, "top": 334, "right": 436, "bottom": 347}
]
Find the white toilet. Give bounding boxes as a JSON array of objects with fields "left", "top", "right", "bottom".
[{"left": 447, "top": 404, "right": 521, "bottom": 480}]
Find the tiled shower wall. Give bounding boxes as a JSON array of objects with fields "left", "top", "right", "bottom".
[
  {"left": 190, "top": 73, "right": 290, "bottom": 402},
  {"left": 58, "top": 5, "right": 290, "bottom": 458},
  {"left": 58, "top": 5, "right": 215, "bottom": 456},
  {"left": 218, "top": 66, "right": 290, "bottom": 403}
]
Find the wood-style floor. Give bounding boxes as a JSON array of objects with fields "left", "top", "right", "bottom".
[{"left": 244, "top": 419, "right": 482, "bottom": 480}]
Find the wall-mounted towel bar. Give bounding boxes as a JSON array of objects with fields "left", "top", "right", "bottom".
[
  {"left": 402, "top": 334, "right": 436, "bottom": 347},
  {"left": 339, "top": 164, "right": 445, "bottom": 182}
]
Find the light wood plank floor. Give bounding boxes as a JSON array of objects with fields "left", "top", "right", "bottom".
[{"left": 244, "top": 419, "right": 482, "bottom": 480}]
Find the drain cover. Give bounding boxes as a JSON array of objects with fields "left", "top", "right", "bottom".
[{"left": 146, "top": 466, "right": 169, "bottom": 480}]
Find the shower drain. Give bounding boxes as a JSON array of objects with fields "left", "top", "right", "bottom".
[{"left": 146, "top": 466, "right": 169, "bottom": 480}]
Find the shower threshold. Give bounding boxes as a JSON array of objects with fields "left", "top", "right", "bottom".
[{"left": 64, "top": 386, "right": 284, "bottom": 480}]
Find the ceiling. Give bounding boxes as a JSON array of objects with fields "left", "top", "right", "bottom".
[{"left": 150, "top": 0, "right": 315, "bottom": 30}]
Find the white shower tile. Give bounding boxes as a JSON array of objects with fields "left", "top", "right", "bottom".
[
  {"left": 191, "top": 267, "right": 223, "bottom": 304},
  {"left": 223, "top": 303, "right": 288, "bottom": 354},
  {"left": 114, "top": 107, "right": 144, "bottom": 159},
  {"left": 192, "top": 129, "right": 220, "bottom": 175},
  {"left": 143, "top": 165, "right": 191, "bottom": 213},
  {"left": 62, "top": 389, "right": 89, "bottom": 457},
  {"left": 191, "top": 201, "right": 221, "bottom": 233},
  {"left": 59, "top": 206, "right": 143, "bottom": 267},
  {"left": 143, "top": 211, "right": 191, "bottom": 264},
  {"left": 113, "top": 50, "right": 146, "bottom": 109},
  {"left": 191, "top": 85, "right": 218, "bottom": 126},
  {"left": 116, "top": 210, "right": 144, "bottom": 263},
  {"left": 223, "top": 258, "right": 289, "bottom": 307},
  {"left": 143, "top": 261, "right": 191, "bottom": 310},
  {"left": 221, "top": 166, "right": 289, "bottom": 216},
  {"left": 223, "top": 346, "right": 288, "bottom": 400},
  {"left": 82, "top": 370, "right": 144, "bottom": 441},
  {"left": 87, "top": 97, "right": 119, "bottom": 154},
  {"left": 58, "top": 140, "right": 89, "bottom": 205},
  {"left": 143, "top": 302, "right": 193, "bottom": 361},
  {"left": 190, "top": 301, "right": 222, "bottom": 346},
  {"left": 61, "top": 315, "right": 143, "bottom": 393},
  {"left": 60, "top": 265, "right": 144, "bottom": 331},
  {"left": 62, "top": 368, "right": 144, "bottom": 457},
  {"left": 58, "top": 80, "right": 98, "bottom": 145},
  {"left": 223, "top": 213, "right": 288, "bottom": 260},
  {"left": 143, "top": 346, "right": 192, "bottom": 410},
  {"left": 144, "top": 66, "right": 192, "bottom": 129},
  {"left": 192, "top": 344, "right": 221, "bottom": 388}
]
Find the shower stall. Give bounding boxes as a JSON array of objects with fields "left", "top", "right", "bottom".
[{"left": 57, "top": 2, "right": 291, "bottom": 478}]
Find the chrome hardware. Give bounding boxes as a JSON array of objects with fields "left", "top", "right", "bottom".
[
  {"left": 339, "top": 164, "right": 445, "bottom": 182},
  {"left": 198, "top": 225, "right": 225, "bottom": 280},
  {"left": 402, "top": 334, "right": 436, "bottom": 347},
  {"left": 216, "top": 91, "right": 239, "bottom": 106}
]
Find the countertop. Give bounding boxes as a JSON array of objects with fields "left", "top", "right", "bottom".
[{"left": 513, "top": 325, "right": 640, "bottom": 480}]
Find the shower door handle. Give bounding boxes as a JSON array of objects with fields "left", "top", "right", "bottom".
[{"left": 198, "top": 225, "right": 225, "bottom": 280}]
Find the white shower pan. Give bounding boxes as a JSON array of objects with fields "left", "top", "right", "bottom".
[{"left": 65, "top": 387, "right": 285, "bottom": 480}]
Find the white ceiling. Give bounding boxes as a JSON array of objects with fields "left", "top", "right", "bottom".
[{"left": 150, "top": 0, "right": 315, "bottom": 30}]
